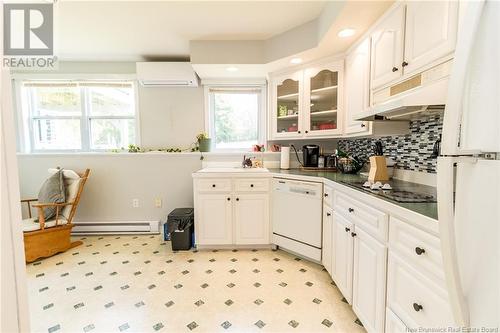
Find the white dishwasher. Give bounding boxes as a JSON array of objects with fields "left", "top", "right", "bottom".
[{"left": 272, "top": 178, "right": 323, "bottom": 261}]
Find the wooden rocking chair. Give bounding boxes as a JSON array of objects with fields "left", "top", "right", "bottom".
[{"left": 21, "top": 168, "right": 90, "bottom": 263}]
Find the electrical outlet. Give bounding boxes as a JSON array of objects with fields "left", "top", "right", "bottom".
[
  {"left": 154, "top": 198, "right": 162, "bottom": 208},
  {"left": 132, "top": 199, "right": 139, "bottom": 208}
]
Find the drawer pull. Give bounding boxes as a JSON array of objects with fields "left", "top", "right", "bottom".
[
  {"left": 348, "top": 208, "right": 354, "bottom": 213},
  {"left": 345, "top": 227, "right": 350, "bottom": 233},
  {"left": 212, "top": 184, "right": 216, "bottom": 188},
  {"left": 415, "top": 247, "right": 426, "bottom": 255},
  {"left": 236, "top": 198, "right": 240, "bottom": 201},
  {"left": 326, "top": 212, "right": 331, "bottom": 216},
  {"left": 351, "top": 232, "right": 357, "bottom": 237},
  {"left": 227, "top": 197, "right": 231, "bottom": 201},
  {"left": 324, "top": 193, "right": 329, "bottom": 197},
  {"left": 413, "top": 303, "right": 423, "bottom": 312},
  {"left": 250, "top": 184, "right": 254, "bottom": 187}
]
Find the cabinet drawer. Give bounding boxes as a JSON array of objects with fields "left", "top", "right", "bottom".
[
  {"left": 234, "top": 178, "right": 269, "bottom": 192},
  {"left": 389, "top": 216, "right": 445, "bottom": 284},
  {"left": 323, "top": 185, "right": 334, "bottom": 208},
  {"left": 334, "top": 191, "right": 388, "bottom": 241},
  {"left": 387, "top": 253, "right": 454, "bottom": 329},
  {"left": 196, "top": 179, "right": 232, "bottom": 192}
]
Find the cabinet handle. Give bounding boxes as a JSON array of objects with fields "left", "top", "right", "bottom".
[
  {"left": 326, "top": 212, "right": 331, "bottom": 216},
  {"left": 324, "top": 193, "right": 329, "bottom": 197},
  {"left": 392, "top": 66, "right": 399, "bottom": 72},
  {"left": 250, "top": 184, "right": 254, "bottom": 188},
  {"left": 236, "top": 198, "right": 240, "bottom": 201},
  {"left": 212, "top": 184, "right": 216, "bottom": 188},
  {"left": 348, "top": 208, "right": 354, "bottom": 213},
  {"left": 351, "top": 232, "right": 357, "bottom": 237},
  {"left": 413, "top": 303, "right": 423, "bottom": 312},
  {"left": 361, "top": 124, "right": 366, "bottom": 128},
  {"left": 415, "top": 247, "right": 426, "bottom": 255},
  {"left": 402, "top": 61, "right": 409, "bottom": 67},
  {"left": 345, "top": 227, "right": 350, "bottom": 233},
  {"left": 227, "top": 197, "right": 231, "bottom": 201},
  {"left": 305, "top": 130, "right": 309, "bottom": 134},
  {"left": 298, "top": 130, "right": 301, "bottom": 134}
]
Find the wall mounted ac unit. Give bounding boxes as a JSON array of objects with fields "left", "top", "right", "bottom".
[{"left": 136, "top": 62, "right": 199, "bottom": 87}]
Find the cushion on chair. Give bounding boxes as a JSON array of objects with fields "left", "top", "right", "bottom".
[
  {"left": 23, "top": 217, "right": 68, "bottom": 232},
  {"left": 48, "top": 168, "right": 81, "bottom": 219},
  {"left": 37, "top": 169, "right": 66, "bottom": 221}
]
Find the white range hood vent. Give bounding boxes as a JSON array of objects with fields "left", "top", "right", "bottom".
[
  {"left": 354, "top": 61, "right": 450, "bottom": 121},
  {"left": 136, "top": 62, "right": 199, "bottom": 87}
]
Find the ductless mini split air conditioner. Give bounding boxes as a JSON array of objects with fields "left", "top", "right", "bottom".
[{"left": 136, "top": 62, "right": 199, "bottom": 87}]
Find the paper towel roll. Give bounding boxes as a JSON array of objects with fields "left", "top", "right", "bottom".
[{"left": 280, "top": 146, "right": 290, "bottom": 169}]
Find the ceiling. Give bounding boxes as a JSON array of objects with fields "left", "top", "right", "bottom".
[{"left": 55, "top": 1, "right": 328, "bottom": 61}]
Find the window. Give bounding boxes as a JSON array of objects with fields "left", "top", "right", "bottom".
[
  {"left": 206, "top": 86, "right": 265, "bottom": 150},
  {"left": 20, "top": 80, "right": 138, "bottom": 152}
]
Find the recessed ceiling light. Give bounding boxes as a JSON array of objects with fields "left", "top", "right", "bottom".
[
  {"left": 338, "top": 28, "right": 356, "bottom": 38},
  {"left": 290, "top": 58, "right": 302, "bottom": 64},
  {"left": 226, "top": 66, "right": 239, "bottom": 72}
]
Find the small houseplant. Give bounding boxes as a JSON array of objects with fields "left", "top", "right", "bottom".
[{"left": 196, "top": 132, "right": 211, "bottom": 152}]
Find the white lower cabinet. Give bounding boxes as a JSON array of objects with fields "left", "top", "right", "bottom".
[
  {"left": 385, "top": 308, "right": 408, "bottom": 333},
  {"left": 386, "top": 252, "right": 454, "bottom": 330},
  {"left": 352, "top": 226, "right": 387, "bottom": 333},
  {"left": 332, "top": 212, "right": 354, "bottom": 303},
  {"left": 234, "top": 193, "right": 270, "bottom": 245},
  {"left": 193, "top": 176, "right": 270, "bottom": 247},
  {"left": 196, "top": 193, "right": 233, "bottom": 245},
  {"left": 321, "top": 205, "right": 333, "bottom": 275}
]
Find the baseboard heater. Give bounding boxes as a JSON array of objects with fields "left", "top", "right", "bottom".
[{"left": 72, "top": 221, "right": 160, "bottom": 235}]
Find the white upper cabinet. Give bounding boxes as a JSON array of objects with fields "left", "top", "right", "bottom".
[
  {"left": 271, "top": 71, "right": 304, "bottom": 139},
  {"left": 370, "top": 5, "right": 405, "bottom": 90},
  {"left": 370, "top": 2, "right": 458, "bottom": 92},
  {"left": 303, "top": 62, "right": 343, "bottom": 137},
  {"left": 270, "top": 59, "right": 343, "bottom": 140},
  {"left": 345, "top": 38, "right": 370, "bottom": 135},
  {"left": 403, "top": 1, "right": 458, "bottom": 77}
]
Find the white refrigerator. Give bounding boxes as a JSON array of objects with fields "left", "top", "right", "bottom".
[{"left": 438, "top": 0, "right": 500, "bottom": 328}]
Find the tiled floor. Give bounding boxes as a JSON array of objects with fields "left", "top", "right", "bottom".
[{"left": 26, "top": 235, "right": 365, "bottom": 333}]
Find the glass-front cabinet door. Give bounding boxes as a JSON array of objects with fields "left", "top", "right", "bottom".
[
  {"left": 304, "top": 61, "right": 343, "bottom": 136},
  {"left": 271, "top": 71, "right": 303, "bottom": 139}
]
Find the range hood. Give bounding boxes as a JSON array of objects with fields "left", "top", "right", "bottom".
[
  {"left": 354, "top": 61, "right": 450, "bottom": 121},
  {"left": 136, "top": 62, "right": 199, "bottom": 87}
]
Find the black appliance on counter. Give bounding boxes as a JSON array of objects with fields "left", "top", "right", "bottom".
[{"left": 302, "top": 145, "right": 320, "bottom": 167}]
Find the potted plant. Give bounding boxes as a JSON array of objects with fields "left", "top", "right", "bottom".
[{"left": 196, "top": 132, "right": 211, "bottom": 152}]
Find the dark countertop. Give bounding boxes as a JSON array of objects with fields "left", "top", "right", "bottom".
[{"left": 269, "top": 168, "right": 438, "bottom": 221}]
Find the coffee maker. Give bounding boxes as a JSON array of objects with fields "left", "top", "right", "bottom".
[{"left": 302, "top": 145, "right": 320, "bottom": 167}]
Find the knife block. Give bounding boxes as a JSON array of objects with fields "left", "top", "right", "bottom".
[{"left": 368, "top": 156, "right": 389, "bottom": 182}]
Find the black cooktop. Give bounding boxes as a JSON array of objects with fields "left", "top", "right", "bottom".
[{"left": 340, "top": 181, "right": 437, "bottom": 203}]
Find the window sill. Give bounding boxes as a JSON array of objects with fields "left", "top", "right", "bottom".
[{"left": 16, "top": 151, "right": 281, "bottom": 157}]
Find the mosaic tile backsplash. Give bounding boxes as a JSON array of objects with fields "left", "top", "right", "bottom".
[{"left": 338, "top": 113, "right": 443, "bottom": 173}]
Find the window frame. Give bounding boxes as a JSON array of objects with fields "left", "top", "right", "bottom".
[
  {"left": 15, "top": 78, "right": 140, "bottom": 153},
  {"left": 204, "top": 84, "right": 267, "bottom": 152}
]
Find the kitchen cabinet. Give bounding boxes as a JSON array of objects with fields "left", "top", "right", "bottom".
[
  {"left": 332, "top": 212, "right": 354, "bottom": 304},
  {"left": 234, "top": 193, "right": 270, "bottom": 245},
  {"left": 385, "top": 308, "right": 408, "bottom": 333},
  {"left": 352, "top": 226, "right": 387, "bottom": 333},
  {"left": 403, "top": 1, "right": 458, "bottom": 77},
  {"left": 193, "top": 175, "right": 271, "bottom": 247},
  {"left": 321, "top": 205, "right": 333, "bottom": 276},
  {"left": 370, "top": 2, "right": 458, "bottom": 92},
  {"left": 370, "top": 4, "right": 405, "bottom": 90},
  {"left": 271, "top": 71, "right": 303, "bottom": 139},
  {"left": 344, "top": 38, "right": 370, "bottom": 135},
  {"left": 196, "top": 193, "right": 233, "bottom": 245},
  {"left": 270, "top": 59, "right": 343, "bottom": 140}
]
